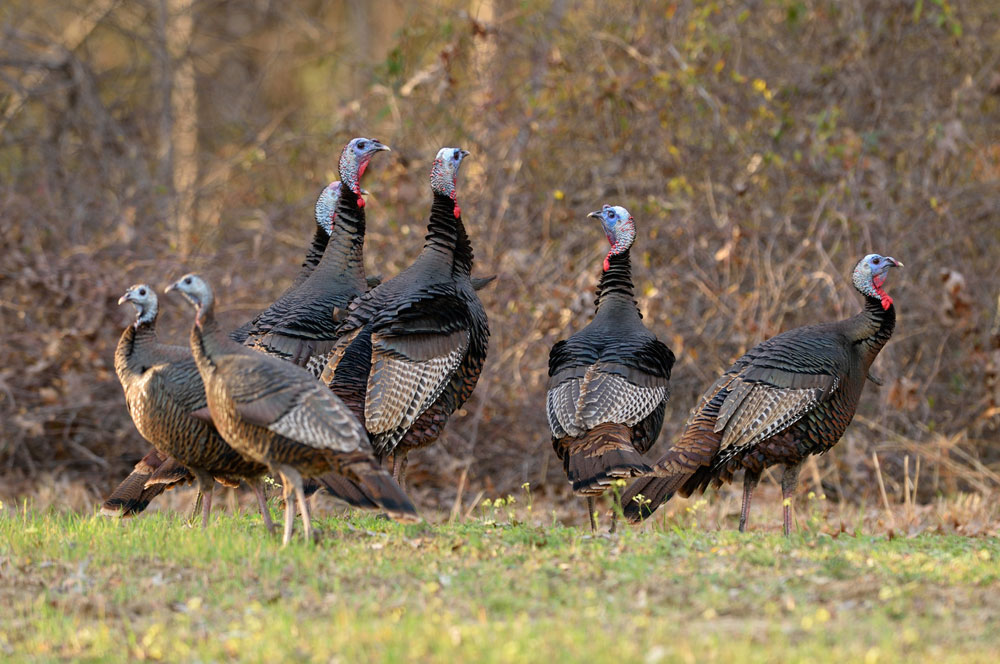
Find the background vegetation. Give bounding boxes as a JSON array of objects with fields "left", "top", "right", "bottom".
[{"left": 1, "top": 0, "right": 998, "bottom": 515}]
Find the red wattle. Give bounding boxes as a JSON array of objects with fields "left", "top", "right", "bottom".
[
  {"left": 603, "top": 255, "right": 610, "bottom": 272},
  {"left": 874, "top": 283, "right": 892, "bottom": 310},
  {"left": 454, "top": 204, "right": 461, "bottom": 218},
  {"left": 357, "top": 196, "right": 365, "bottom": 208}
]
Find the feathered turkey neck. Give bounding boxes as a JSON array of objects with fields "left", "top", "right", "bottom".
[
  {"left": 298, "top": 224, "right": 332, "bottom": 284},
  {"left": 851, "top": 293, "right": 896, "bottom": 366},
  {"left": 187, "top": 290, "right": 226, "bottom": 370},
  {"left": 849, "top": 262, "right": 898, "bottom": 364},
  {"left": 117, "top": 301, "right": 158, "bottom": 376},
  {"left": 294, "top": 183, "right": 338, "bottom": 287},
  {"left": 302, "top": 181, "right": 368, "bottom": 293},
  {"left": 594, "top": 250, "right": 637, "bottom": 311},
  {"left": 421, "top": 189, "right": 474, "bottom": 278}
]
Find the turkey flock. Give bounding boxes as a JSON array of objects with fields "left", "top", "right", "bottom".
[{"left": 105, "top": 137, "right": 901, "bottom": 544}]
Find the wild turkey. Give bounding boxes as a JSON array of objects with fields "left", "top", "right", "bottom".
[
  {"left": 230, "top": 180, "right": 344, "bottom": 344},
  {"left": 111, "top": 284, "right": 274, "bottom": 530},
  {"left": 546, "top": 205, "right": 675, "bottom": 531},
  {"left": 622, "top": 254, "right": 902, "bottom": 534},
  {"left": 108, "top": 180, "right": 349, "bottom": 516},
  {"left": 239, "top": 138, "right": 390, "bottom": 374},
  {"left": 167, "top": 273, "right": 417, "bottom": 544},
  {"left": 321, "top": 147, "right": 490, "bottom": 488}
]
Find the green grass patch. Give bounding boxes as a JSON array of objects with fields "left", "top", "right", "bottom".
[{"left": 2, "top": 506, "right": 998, "bottom": 662}]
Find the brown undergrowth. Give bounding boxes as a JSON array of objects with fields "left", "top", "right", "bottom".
[{"left": 1, "top": 1, "right": 998, "bottom": 509}]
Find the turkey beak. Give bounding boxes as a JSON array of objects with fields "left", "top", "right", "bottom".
[
  {"left": 164, "top": 281, "right": 178, "bottom": 295},
  {"left": 117, "top": 293, "right": 130, "bottom": 305},
  {"left": 372, "top": 141, "right": 391, "bottom": 153},
  {"left": 587, "top": 210, "right": 602, "bottom": 219},
  {"left": 887, "top": 257, "right": 903, "bottom": 268},
  {"left": 460, "top": 150, "right": 470, "bottom": 158}
]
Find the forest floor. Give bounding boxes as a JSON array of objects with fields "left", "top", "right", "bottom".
[{"left": 2, "top": 489, "right": 999, "bottom": 663}]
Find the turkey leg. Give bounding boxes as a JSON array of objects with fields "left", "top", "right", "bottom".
[
  {"left": 739, "top": 470, "right": 760, "bottom": 533},
  {"left": 586, "top": 497, "right": 598, "bottom": 532},
  {"left": 250, "top": 479, "right": 276, "bottom": 534}
]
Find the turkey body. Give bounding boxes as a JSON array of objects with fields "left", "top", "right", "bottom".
[
  {"left": 323, "top": 189, "right": 489, "bottom": 480},
  {"left": 547, "top": 277, "right": 674, "bottom": 490},
  {"left": 112, "top": 293, "right": 271, "bottom": 528},
  {"left": 545, "top": 207, "right": 674, "bottom": 530},
  {"left": 174, "top": 274, "right": 417, "bottom": 543},
  {"left": 623, "top": 276, "right": 897, "bottom": 533}
]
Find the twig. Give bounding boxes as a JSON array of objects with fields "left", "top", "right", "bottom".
[
  {"left": 872, "top": 452, "right": 897, "bottom": 531},
  {"left": 903, "top": 455, "right": 912, "bottom": 522},
  {"left": 463, "top": 490, "right": 485, "bottom": 521},
  {"left": 449, "top": 466, "right": 468, "bottom": 524}
]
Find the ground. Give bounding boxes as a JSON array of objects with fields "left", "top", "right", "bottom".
[{"left": 2, "top": 491, "right": 999, "bottom": 663}]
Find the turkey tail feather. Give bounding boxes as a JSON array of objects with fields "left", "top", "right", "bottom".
[
  {"left": 102, "top": 449, "right": 188, "bottom": 517},
  {"left": 309, "top": 473, "right": 381, "bottom": 510},
  {"left": 343, "top": 461, "right": 419, "bottom": 523},
  {"left": 558, "top": 422, "right": 652, "bottom": 496},
  {"left": 101, "top": 470, "right": 166, "bottom": 517},
  {"left": 620, "top": 473, "right": 690, "bottom": 523}
]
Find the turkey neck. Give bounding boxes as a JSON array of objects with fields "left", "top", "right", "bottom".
[
  {"left": 292, "top": 225, "right": 331, "bottom": 288},
  {"left": 310, "top": 183, "right": 368, "bottom": 291},
  {"left": 419, "top": 191, "right": 474, "bottom": 277},
  {"left": 594, "top": 251, "right": 637, "bottom": 311},
  {"left": 116, "top": 318, "right": 158, "bottom": 378},
  {"left": 190, "top": 303, "right": 236, "bottom": 370},
  {"left": 849, "top": 296, "right": 896, "bottom": 366}
]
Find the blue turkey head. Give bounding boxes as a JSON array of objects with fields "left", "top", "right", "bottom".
[
  {"left": 852, "top": 253, "right": 903, "bottom": 310},
  {"left": 338, "top": 137, "right": 391, "bottom": 205},
  {"left": 314, "top": 181, "right": 341, "bottom": 235},
  {"left": 430, "top": 147, "right": 470, "bottom": 216},
  {"left": 118, "top": 284, "right": 158, "bottom": 328},
  {"left": 587, "top": 204, "right": 636, "bottom": 271}
]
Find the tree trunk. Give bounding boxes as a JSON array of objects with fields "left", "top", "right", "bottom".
[{"left": 165, "top": 0, "right": 198, "bottom": 256}]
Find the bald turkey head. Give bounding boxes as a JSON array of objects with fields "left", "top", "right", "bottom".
[
  {"left": 166, "top": 273, "right": 215, "bottom": 323},
  {"left": 587, "top": 204, "right": 636, "bottom": 272},
  {"left": 338, "top": 137, "right": 390, "bottom": 207},
  {"left": 430, "top": 147, "right": 470, "bottom": 217},
  {"left": 119, "top": 284, "right": 158, "bottom": 328},
  {"left": 852, "top": 253, "right": 903, "bottom": 310}
]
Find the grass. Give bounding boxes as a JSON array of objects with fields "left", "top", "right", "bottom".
[{"left": 2, "top": 496, "right": 1000, "bottom": 663}]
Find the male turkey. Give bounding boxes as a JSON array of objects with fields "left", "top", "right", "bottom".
[
  {"left": 321, "top": 147, "right": 490, "bottom": 488},
  {"left": 622, "top": 254, "right": 902, "bottom": 534},
  {"left": 239, "top": 137, "right": 390, "bottom": 374},
  {"left": 111, "top": 284, "right": 274, "bottom": 530},
  {"left": 547, "top": 205, "right": 674, "bottom": 531},
  {"left": 168, "top": 273, "right": 417, "bottom": 544}
]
